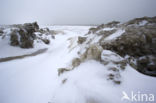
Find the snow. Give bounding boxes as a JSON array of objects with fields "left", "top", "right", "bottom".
[
  {"left": 139, "top": 20, "right": 148, "bottom": 26},
  {"left": 101, "top": 50, "right": 124, "bottom": 62},
  {"left": 41, "top": 25, "right": 91, "bottom": 36},
  {"left": 104, "top": 29, "right": 125, "bottom": 41},
  {"left": 52, "top": 60, "right": 120, "bottom": 103},
  {"left": 0, "top": 38, "right": 49, "bottom": 58},
  {"left": 0, "top": 26, "right": 156, "bottom": 103},
  {"left": 102, "top": 27, "right": 115, "bottom": 31}
]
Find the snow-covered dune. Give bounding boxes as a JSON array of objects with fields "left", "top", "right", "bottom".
[{"left": 0, "top": 17, "right": 156, "bottom": 103}]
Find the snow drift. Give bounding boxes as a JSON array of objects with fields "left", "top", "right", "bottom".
[{"left": 0, "top": 16, "right": 156, "bottom": 103}]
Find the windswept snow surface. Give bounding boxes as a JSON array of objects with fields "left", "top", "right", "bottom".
[{"left": 0, "top": 26, "right": 156, "bottom": 103}]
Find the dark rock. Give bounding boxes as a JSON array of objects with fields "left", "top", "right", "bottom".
[
  {"left": 113, "top": 60, "right": 127, "bottom": 70},
  {"left": 18, "top": 28, "right": 35, "bottom": 48},
  {"left": 23, "top": 22, "right": 39, "bottom": 34},
  {"left": 108, "top": 74, "right": 114, "bottom": 80},
  {"left": 97, "top": 24, "right": 105, "bottom": 30},
  {"left": 101, "top": 26, "right": 156, "bottom": 57},
  {"left": 108, "top": 67, "right": 119, "bottom": 72},
  {"left": 97, "top": 29, "right": 116, "bottom": 36},
  {"left": 38, "top": 28, "right": 49, "bottom": 34},
  {"left": 52, "top": 35, "right": 55, "bottom": 39},
  {"left": 62, "top": 78, "right": 67, "bottom": 84},
  {"left": 137, "top": 56, "right": 156, "bottom": 76},
  {"left": 99, "top": 17, "right": 156, "bottom": 77},
  {"left": 42, "top": 39, "right": 50, "bottom": 44},
  {"left": 88, "top": 27, "right": 99, "bottom": 34},
  {"left": 147, "top": 64, "right": 156, "bottom": 71},
  {"left": 105, "top": 21, "right": 120, "bottom": 28},
  {"left": 58, "top": 68, "right": 70, "bottom": 76},
  {"left": 72, "top": 58, "right": 81, "bottom": 68},
  {"left": 10, "top": 29, "right": 19, "bottom": 46},
  {"left": 0, "top": 29, "right": 3, "bottom": 35},
  {"left": 77, "top": 36, "right": 86, "bottom": 44},
  {"left": 101, "top": 60, "right": 109, "bottom": 65},
  {"left": 126, "top": 16, "right": 156, "bottom": 26},
  {"left": 9, "top": 22, "right": 40, "bottom": 48},
  {"left": 113, "top": 80, "right": 121, "bottom": 84},
  {"left": 20, "top": 40, "right": 33, "bottom": 48}
]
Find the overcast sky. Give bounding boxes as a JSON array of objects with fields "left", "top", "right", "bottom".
[{"left": 0, "top": 0, "right": 156, "bottom": 25}]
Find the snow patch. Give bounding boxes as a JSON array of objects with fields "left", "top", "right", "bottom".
[
  {"left": 104, "top": 29, "right": 125, "bottom": 41},
  {"left": 139, "top": 20, "right": 148, "bottom": 26}
]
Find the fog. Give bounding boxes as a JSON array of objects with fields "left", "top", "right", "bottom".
[{"left": 0, "top": 0, "right": 156, "bottom": 25}]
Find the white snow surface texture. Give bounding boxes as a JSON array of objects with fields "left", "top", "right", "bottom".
[{"left": 0, "top": 26, "right": 156, "bottom": 103}]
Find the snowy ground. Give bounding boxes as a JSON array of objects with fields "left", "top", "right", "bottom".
[{"left": 0, "top": 26, "right": 156, "bottom": 103}]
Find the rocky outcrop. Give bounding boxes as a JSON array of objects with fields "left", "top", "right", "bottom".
[
  {"left": 103, "top": 21, "right": 120, "bottom": 28},
  {"left": 10, "top": 29, "right": 19, "bottom": 46},
  {"left": 57, "top": 16, "right": 156, "bottom": 78},
  {"left": 77, "top": 36, "right": 86, "bottom": 44},
  {"left": 125, "top": 16, "right": 156, "bottom": 26},
  {"left": 137, "top": 56, "right": 156, "bottom": 76},
  {"left": 58, "top": 68, "right": 70, "bottom": 76},
  {"left": 88, "top": 27, "right": 98, "bottom": 34},
  {"left": 0, "top": 29, "right": 3, "bottom": 36},
  {"left": 38, "top": 28, "right": 50, "bottom": 34},
  {"left": 41, "top": 38, "right": 50, "bottom": 44},
  {"left": 9, "top": 22, "right": 39, "bottom": 48},
  {"left": 6, "top": 22, "right": 53, "bottom": 48},
  {"left": 87, "top": 16, "right": 156, "bottom": 77},
  {"left": 101, "top": 26, "right": 156, "bottom": 57},
  {"left": 87, "top": 21, "right": 120, "bottom": 34},
  {"left": 72, "top": 58, "right": 81, "bottom": 68},
  {"left": 101, "top": 25, "right": 156, "bottom": 76},
  {"left": 97, "top": 29, "right": 117, "bottom": 36}
]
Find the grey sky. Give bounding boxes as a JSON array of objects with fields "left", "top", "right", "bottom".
[{"left": 0, "top": 0, "right": 156, "bottom": 25}]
